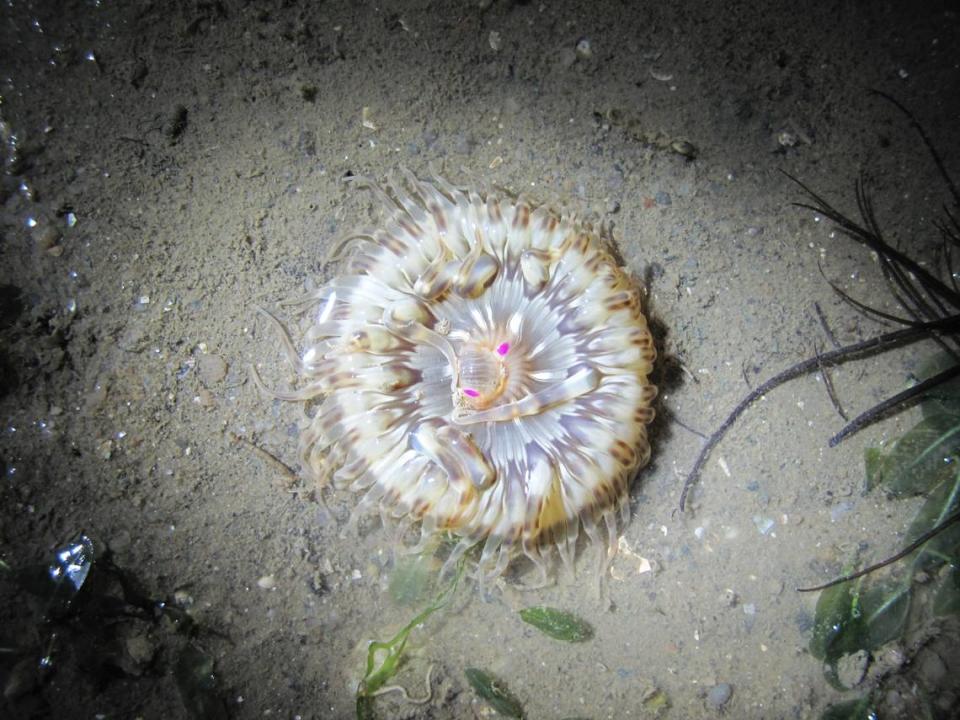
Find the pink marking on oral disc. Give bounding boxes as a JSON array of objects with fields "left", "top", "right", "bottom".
[
  {"left": 463, "top": 388, "right": 480, "bottom": 398},
  {"left": 496, "top": 342, "right": 510, "bottom": 356}
]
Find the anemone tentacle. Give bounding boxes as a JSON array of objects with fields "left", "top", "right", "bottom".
[{"left": 264, "top": 173, "right": 657, "bottom": 581}]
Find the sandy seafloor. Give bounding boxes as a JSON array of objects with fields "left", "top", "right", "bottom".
[{"left": 1, "top": 1, "right": 959, "bottom": 718}]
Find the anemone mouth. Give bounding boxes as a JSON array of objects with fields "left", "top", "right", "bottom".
[
  {"left": 262, "top": 171, "right": 657, "bottom": 583},
  {"left": 455, "top": 338, "right": 510, "bottom": 410}
]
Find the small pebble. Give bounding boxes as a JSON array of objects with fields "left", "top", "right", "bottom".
[
  {"left": 125, "top": 634, "right": 156, "bottom": 666},
  {"left": 707, "top": 682, "right": 732, "bottom": 710},
  {"left": 777, "top": 131, "right": 797, "bottom": 148},
  {"left": 670, "top": 140, "right": 698, "bottom": 159},
  {"left": 32, "top": 224, "right": 60, "bottom": 252},
  {"left": 752, "top": 515, "right": 775, "bottom": 535},
  {"left": 257, "top": 574, "right": 276, "bottom": 590},
  {"left": 719, "top": 589, "right": 738, "bottom": 607},
  {"left": 575, "top": 37, "right": 592, "bottom": 60},
  {"left": 197, "top": 353, "right": 228, "bottom": 385},
  {"left": 837, "top": 649, "right": 869, "bottom": 689},
  {"left": 194, "top": 388, "right": 216, "bottom": 407},
  {"left": 97, "top": 438, "right": 113, "bottom": 459},
  {"left": 830, "top": 501, "right": 855, "bottom": 522}
]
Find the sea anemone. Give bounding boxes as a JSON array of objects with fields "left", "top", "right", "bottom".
[{"left": 257, "top": 171, "right": 657, "bottom": 583}]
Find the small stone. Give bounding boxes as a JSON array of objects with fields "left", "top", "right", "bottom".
[
  {"left": 575, "top": 37, "right": 592, "bottom": 60},
  {"left": 197, "top": 353, "right": 228, "bottom": 386},
  {"left": 670, "top": 140, "right": 698, "bottom": 159},
  {"left": 837, "top": 649, "right": 870, "bottom": 689},
  {"left": 752, "top": 515, "right": 775, "bottom": 535},
  {"left": 719, "top": 588, "right": 738, "bottom": 607},
  {"left": 361, "top": 106, "right": 377, "bottom": 131},
  {"left": 32, "top": 224, "right": 60, "bottom": 252},
  {"left": 885, "top": 689, "right": 906, "bottom": 713},
  {"left": 124, "top": 633, "right": 156, "bottom": 668},
  {"left": 777, "top": 130, "right": 798, "bottom": 148},
  {"left": 830, "top": 501, "right": 855, "bottom": 522},
  {"left": 935, "top": 690, "right": 957, "bottom": 713},
  {"left": 706, "top": 682, "right": 732, "bottom": 710},
  {"left": 918, "top": 651, "right": 947, "bottom": 683},
  {"left": 257, "top": 574, "right": 276, "bottom": 590},
  {"left": 641, "top": 687, "right": 669, "bottom": 711},
  {"left": 97, "top": 438, "right": 113, "bottom": 459},
  {"left": 194, "top": 388, "right": 216, "bottom": 407}
]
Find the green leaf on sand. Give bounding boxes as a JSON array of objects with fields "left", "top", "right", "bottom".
[
  {"left": 918, "top": 351, "right": 960, "bottom": 420},
  {"left": 810, "top": 575, "right": 910, "bottom": 688},
  {"left": 866, "top": 414, "right": 960, "bottom": 496},
  {"left": 519, "top": 606, "right": 594, "bottom": 642},
  {"left": 905, "top": 467, "right": 960, "bottom": 573},
  {"left": 933, "top": 564, "right": 960, "bottom": 617},
  {"left": 464, "top": 667, "right": 525, "bottom": 718}
]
